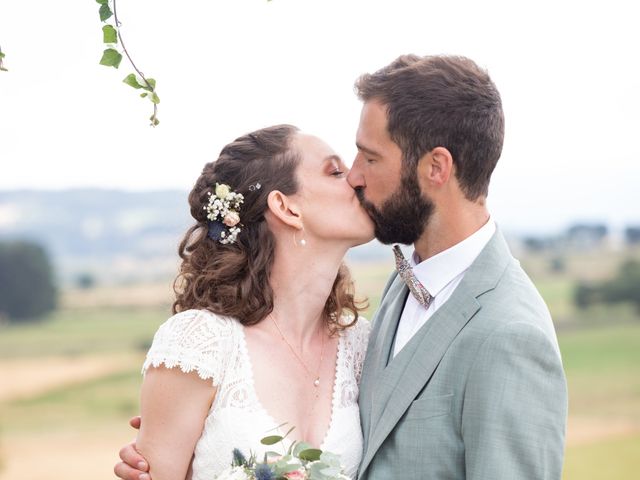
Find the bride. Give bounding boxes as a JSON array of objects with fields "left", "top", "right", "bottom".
[{"left": 114, "top": 124, "right": 374, "bottom": 480}]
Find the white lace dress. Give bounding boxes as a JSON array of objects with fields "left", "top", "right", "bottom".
[{"left": 142, "top": 309, "right": 371, "bottom": 480}]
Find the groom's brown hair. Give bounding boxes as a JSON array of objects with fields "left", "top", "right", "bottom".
[{"left": 355, "top": 54, "right": 504, "bottom": 201}]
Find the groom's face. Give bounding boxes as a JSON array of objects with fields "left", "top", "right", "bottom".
[{"left": 348, "top": 100, "right": 433, "bottom": 245}]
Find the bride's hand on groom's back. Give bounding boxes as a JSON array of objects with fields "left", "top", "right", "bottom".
[{"left": 114, "top": 416, "right": 151, "bottom": 480}]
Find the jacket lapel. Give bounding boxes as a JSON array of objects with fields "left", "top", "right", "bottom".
[
  {"left": 359, "top": 290, "right": 480, "bottom": 474},
  {"left": 358, "top": 229, "right": 513, "bottom": 476},
  {"left": 358, "top": 274, "right": 408, "bottom": 447}
]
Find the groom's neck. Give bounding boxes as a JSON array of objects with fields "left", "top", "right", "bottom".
[{"left": 413, "top": 200, "right": 490, "bottom": 261}]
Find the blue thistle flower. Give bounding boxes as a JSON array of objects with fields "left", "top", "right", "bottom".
[
  {"left": 232, "top": 448, "right": 247, "bottom": 467},
  {"left": 254, "top": 463, "right": 275, "bottom": 480},
  {"left": 207, "top": 219, "right": 227, "bottom": 241}
]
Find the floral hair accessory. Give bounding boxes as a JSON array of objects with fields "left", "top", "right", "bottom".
[{"left": 204, "top": 183, "right": 245, "bottom": 245}]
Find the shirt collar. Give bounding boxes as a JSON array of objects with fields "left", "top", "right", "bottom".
[{"left": 409, "top": 218, "right": 496, "bottom": 297}]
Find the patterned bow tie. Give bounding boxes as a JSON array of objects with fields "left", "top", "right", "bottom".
[{"left": 393, "top": 245, "right": 433, "bottom": 309}]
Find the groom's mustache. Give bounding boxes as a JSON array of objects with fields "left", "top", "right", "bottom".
[{"left": 355, "top": 187, "right": 381, "bottom": 221}]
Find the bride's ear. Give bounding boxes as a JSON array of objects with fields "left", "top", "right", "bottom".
[{"left": 266, "top": 190, "right": 303, "bottom": 230}]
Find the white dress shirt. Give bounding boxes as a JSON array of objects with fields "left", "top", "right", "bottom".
[{"left": 393, "top": 219, "right": 496, "bottom": 357}]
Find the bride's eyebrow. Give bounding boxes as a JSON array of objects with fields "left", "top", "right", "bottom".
[{"left": 323, "top": 155, "right": 344, "bottom": 167}]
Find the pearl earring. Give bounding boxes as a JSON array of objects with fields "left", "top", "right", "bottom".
[{"left": 293, "top": 230, "right": 307, "bottom": 247}]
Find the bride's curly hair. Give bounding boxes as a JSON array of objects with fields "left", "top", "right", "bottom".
[{"left": 173, "top": 124, "right": 366, "bottom": 332}]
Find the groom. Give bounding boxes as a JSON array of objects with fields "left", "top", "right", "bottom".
[
  {"left": 346, "top": 55, "right": 567, "bottom": 479},
  {"left": 115, "top": 54, "right": 568, "bottom": 479}
]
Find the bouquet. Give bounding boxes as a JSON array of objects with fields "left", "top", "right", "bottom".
[{"left": 214, "top": 427, "right": 350, "bottom": 480}]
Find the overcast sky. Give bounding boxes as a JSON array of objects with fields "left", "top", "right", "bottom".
[{"left": 1, "top": 0, "right": 638, "bottom": 233}]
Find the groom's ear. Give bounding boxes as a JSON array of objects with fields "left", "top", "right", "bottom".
[
  {"left": 266, "top": 190, "right": 304, "bottom": 230},
  {"left": 418, "top": 147, "right": 454, "bottom": 190}
]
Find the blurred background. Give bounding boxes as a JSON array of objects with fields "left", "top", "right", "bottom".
[{"left": 1, "top": 0, "right": 638, "bottom": 478}]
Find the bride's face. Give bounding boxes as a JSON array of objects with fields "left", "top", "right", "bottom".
[{"left": 292, "top": 133, "right": 375, "bottom": 247}]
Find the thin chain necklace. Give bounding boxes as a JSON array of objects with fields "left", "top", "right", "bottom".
[{"left": 269, "top": 312, "right": 325, "bottom": 388}]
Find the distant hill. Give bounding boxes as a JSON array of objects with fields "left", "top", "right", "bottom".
[{"left": 0, "top": 189, "right": 391, "bottom": 285}]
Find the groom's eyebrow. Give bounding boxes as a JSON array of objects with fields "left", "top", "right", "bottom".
[{"left": 356, "top": 143, "right": 381, "bottom": 157}]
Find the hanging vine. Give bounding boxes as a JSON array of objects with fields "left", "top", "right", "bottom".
[
  {"left": 0, "top": 47, "right": 7, "bottom": 72},
  {"left": 96, "top": 0, "right": 160, "bottom": 126}
]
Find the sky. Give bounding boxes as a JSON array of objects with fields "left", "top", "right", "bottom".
[{"left": 1, "top": 0, "right": 639, "bottom": 233}]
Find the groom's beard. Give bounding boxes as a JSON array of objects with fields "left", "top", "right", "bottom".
[{"left": 356, "top": 173, "right": 433, "bottom": 245}]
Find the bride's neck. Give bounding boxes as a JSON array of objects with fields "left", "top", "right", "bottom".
[{"left": 267, "top": 240, "right": 347, "bottom": 345}]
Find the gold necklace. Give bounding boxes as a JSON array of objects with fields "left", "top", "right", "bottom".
[{"left": 269, "top": 312, "right": 325, "bottom": 388}]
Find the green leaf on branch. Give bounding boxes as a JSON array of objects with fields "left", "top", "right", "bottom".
[
  {"left": 99, "top": 4, "right": 113, "bottom": 22},
  {"left": 298, "top": 448, "right": 322, "bottom": 462},
  {"left": 95, "top": 0, "right": 109, "bottom": 4},
  {"left": 150, "top": 115, "right": 160, "bottom": 127},
  {"left": 292, "top": 442, "right": 312, "bottom": 457},
  {"left": 144, "top": 78, "right": 157, "bottom": 90},
  {"left": 102, "top": 25, "right": 117, "bottom": 44},
  {"left": 99, "top": 48, "right": 122, "bottom": 68},
  {"left": 150, "top": 92, "right": 160, "bottom": 104},
  {"left": 123, "top": 73, "right": 143, "bottom": 89},
  {"left": 140, "top": 92, "right": 148, "bottom": 98},
  {"left": 260, "top": 435, "right": 284, "bottom": 445}
]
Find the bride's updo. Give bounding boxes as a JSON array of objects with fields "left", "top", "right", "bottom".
[{"left": 173, "top": 124, "right": 364, "bottom": 331}]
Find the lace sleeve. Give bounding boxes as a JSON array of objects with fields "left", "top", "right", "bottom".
[
  {"left": 350, "top": 316, "right": 372, "bottom": 384},
  {"left": 142, "top": 309, "right": 236, "bottom": 386}
]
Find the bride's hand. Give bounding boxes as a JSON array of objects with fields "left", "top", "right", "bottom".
[{"left": 114, "top": 416, "right": 151, "bottom": 480}]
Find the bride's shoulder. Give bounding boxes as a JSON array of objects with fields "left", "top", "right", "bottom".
[
  {"left": 162, "top": 308, "right": 238, "bottom": 333},
  {"left": 339, "top": 314, "right": 371, "bottom": 344},
  {"left": 143, "top": 309, "right": 240, "bottom": 384},
  {"left": 149, "top": 309, "right": 240, "bottom": 358}
]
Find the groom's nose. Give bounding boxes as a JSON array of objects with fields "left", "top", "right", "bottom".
[{"left": 347, "top": 160, "right": 365, "bottom": 189}]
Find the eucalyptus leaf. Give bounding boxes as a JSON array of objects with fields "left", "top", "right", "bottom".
[
  {"left": 102, "top": 25, "right": 117, "bottom": 44},
  {"left": 99, "top": 48, "right": 122, "bottom": 68},
  {"left": 123, "top": 73, "right": 143, "bottom": 89},
  {"left": 260, "top": 435, "right": 284, "bottom": 445},
  {"left": 150, "top": 115, "right": 160, "bottom": 126},
  {"left": 319, "top": 465, "right": 342, "bottom": 476},
  {"left": 319, "top": 451, "right": 341, "bottom": 466},
  {"left": 95, "top": 0, "right": 109, "bottom": 4},
  {"left": 308, "top": 461, "right": 332, "bottom": 479},
  {"left": 274, "top": 456, "right": 303, "bottom": 475},
  {"left": 140, "top": 92, "right": 148, "bottom": 98},
  {"left": 292, "top": 442, "right": 312, "bottom": 457},
  {"left": 146, "top": 78, "right": 157, "bottom": 89},
  {"left": 99, "top": 4, "right": 113, "bottom": 22},
  {"left": 0, "top": 52, "right": 5, "bottom": 59},
  {"left": 150, "top": 92, "right": 160, "bottom": 104},
  {"left": 298, "top": 448, "right": 322, "bottom": 462}
]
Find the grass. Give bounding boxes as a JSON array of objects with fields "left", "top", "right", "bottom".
[
  {"left": 564, "top": 434, "right": 640, "bottom": 479},
  {"left": 560, "top": 324, "right": 640, "bottom": 375},
  {"left": 559, "top": 324, "right": 640, "bottom": 423},
  {"left": 1, "top": 368, "right": 142, "bottom": 434},
  {"left": 0, "top": 305, "right": 167, "bottom": 358},
  {"left": 348, "top": 258, "right": 394, "bottom": 318},
  {"left": 1, "top": 254, "right": 639, "bottom": 479}
]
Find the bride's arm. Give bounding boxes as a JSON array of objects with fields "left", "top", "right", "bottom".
[{"left": 136, "top": 366, "right": 217, "bottom": 480}]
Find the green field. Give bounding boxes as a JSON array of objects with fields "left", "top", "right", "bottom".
[{"left": 0, "top": 256, "right": 639, "bottom": 479}]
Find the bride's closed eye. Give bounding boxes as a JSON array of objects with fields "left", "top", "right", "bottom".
[{"left": 330, "top": 169, "right": 345, "bottom": 177}]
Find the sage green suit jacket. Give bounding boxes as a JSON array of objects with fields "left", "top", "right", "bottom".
[{"left": 357, "top": 230, "right": 568, "bottom": 479}]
